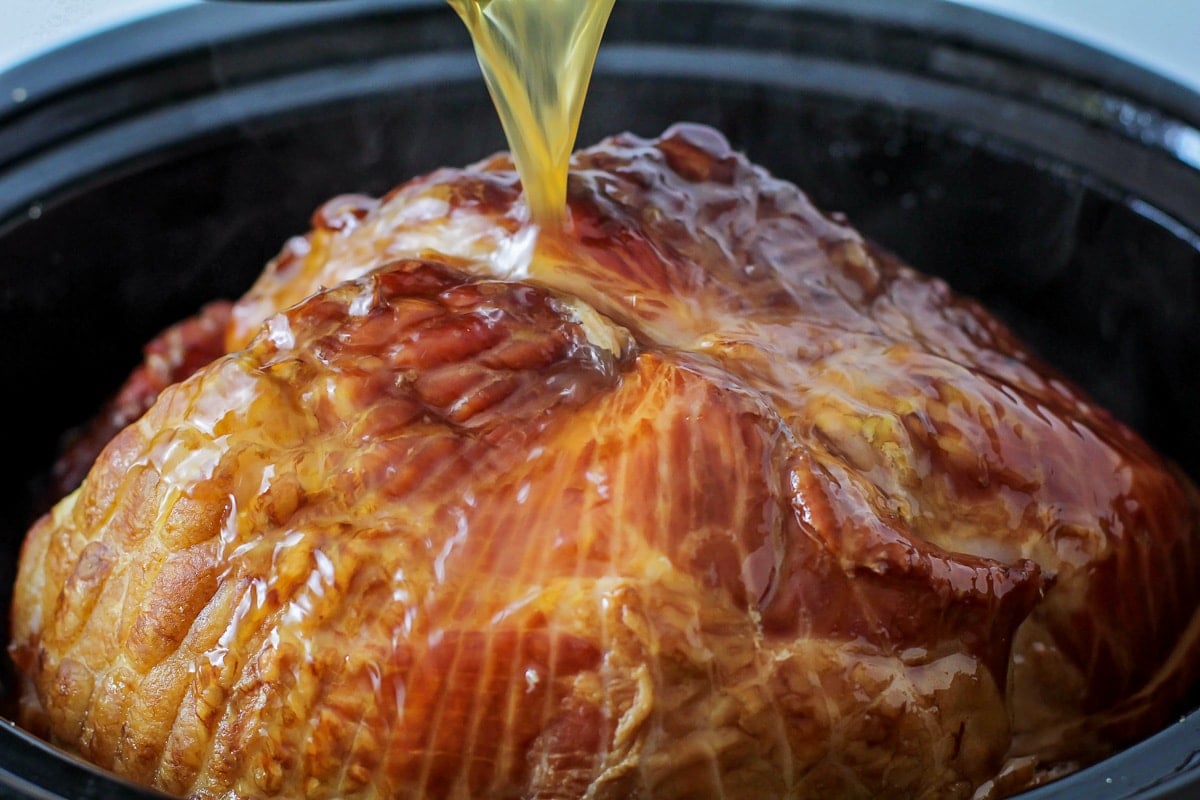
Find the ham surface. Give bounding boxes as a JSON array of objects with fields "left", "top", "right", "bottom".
[{"left": 11, "top": 124, "right": 1200, "bottom": 800}]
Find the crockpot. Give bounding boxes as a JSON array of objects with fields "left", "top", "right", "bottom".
[{"left": 1, "top": 0, "right": 1198, "bottom": 797}]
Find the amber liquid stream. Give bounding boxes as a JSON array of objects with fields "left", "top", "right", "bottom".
[{"left": 447, "top": 0, "right": 617, "bottom": 228}]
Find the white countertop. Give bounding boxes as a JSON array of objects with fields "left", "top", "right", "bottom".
[{"left": 2, "top": 0, "right": 1199, "bottom": 93}]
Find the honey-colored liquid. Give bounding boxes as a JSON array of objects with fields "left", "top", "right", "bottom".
[{"left": 447, "top": 0, "right": 617, "bottom": 227}]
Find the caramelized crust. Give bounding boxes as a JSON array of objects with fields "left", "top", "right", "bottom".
[{"left": 12, "top": 124, "right": 1200, "bottom": 799}]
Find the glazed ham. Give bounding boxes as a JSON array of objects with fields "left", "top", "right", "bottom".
[{"left": 10, "top": 124, "right": 1200, "bottom": 799}]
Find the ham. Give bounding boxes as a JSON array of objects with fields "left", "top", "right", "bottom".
[{"left": 12, "top": 124, "right": 1200, "bottom": 799}]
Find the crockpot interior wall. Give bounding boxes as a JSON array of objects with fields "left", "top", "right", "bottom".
[{"left": 1, "top": 1, "right": 1199, "bottom": 798}]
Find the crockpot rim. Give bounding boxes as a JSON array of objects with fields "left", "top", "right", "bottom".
[{"left": 2, "top": 0, "right": 1198, "bottom": 121}]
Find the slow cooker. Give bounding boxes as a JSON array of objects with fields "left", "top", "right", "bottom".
[{"left": 1, "top": 1, "right": 1198, "bottom": 797}]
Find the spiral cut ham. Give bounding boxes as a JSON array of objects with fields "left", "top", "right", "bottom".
[{"left": 10, "top": 124, "right": 1200, "bottom": 800}]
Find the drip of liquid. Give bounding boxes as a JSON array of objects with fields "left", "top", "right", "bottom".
[{"left": 448, "top": 0, "right": 617, "bottom": 227}]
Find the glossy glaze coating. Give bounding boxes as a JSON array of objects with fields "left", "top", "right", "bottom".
[{"left": 11, "top": 124, "right": 1200, "bottom": 799}]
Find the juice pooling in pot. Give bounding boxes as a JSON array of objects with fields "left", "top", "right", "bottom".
[{"left": 447, "top": 0, "right": 617, "bottom": 227}]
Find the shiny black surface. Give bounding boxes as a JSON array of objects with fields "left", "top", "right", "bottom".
[{"left": 0, "top": 1, "right": 1198, "bottom": 797}]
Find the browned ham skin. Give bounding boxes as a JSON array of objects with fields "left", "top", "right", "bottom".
[{"left": 12, "top": 124, "right": 1200, "bottom": 800}]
